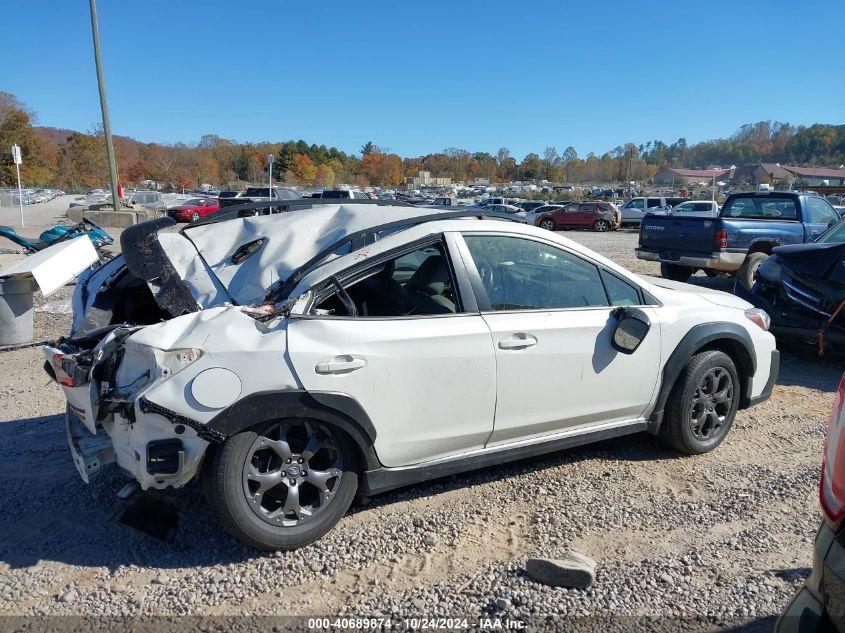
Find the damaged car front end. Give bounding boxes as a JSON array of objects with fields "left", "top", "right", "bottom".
[{"left": 739, "top": 228, "right": 845, "bottom": 350}]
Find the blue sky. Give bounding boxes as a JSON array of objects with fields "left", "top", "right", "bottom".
[{"left": 2, "top": 0, "right": 843, "bottom": 158}]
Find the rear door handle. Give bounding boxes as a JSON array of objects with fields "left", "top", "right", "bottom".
[
  {"left": 498, "top": 333, "right": 538, "bottom": 350},
  {"left": 315, "top": 356, "right": 366, "bottom": 374}
]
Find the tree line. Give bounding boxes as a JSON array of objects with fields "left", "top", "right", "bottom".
[{"left": 1, "top": 91, "right": 843, "bottom": 192}]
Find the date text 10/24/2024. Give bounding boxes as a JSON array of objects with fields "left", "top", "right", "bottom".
[{"left": 307, "top": 617, "right": 527, "bottom": 630}]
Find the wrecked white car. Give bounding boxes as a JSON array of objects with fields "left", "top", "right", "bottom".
[{"left": 44, "top": 201, "right": 779, "bottom": 550}]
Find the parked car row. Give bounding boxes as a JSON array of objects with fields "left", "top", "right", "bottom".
[{"left": 1, "top": 187, "right": 65, "bottom": 205}]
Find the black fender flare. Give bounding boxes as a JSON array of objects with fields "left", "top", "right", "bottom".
[
  {"left": 647, "top": 322, "right": 756, "bottom": 433},
  {"left": 205, "top": 390, "right": 380, "bottom": 470}
]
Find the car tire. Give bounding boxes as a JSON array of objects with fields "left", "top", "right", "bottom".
[
  {"left": 203, "top": 418, "right": 359, "bottom": 551},
  {"left": 593, "top": 219, "right": 610, "bottom": 232},
  {"left": 660, "top": 263, "right": 692, "bottom": 282},
  {"left": 539, "top": 218, "right": 556, "bottom": 231},
  {"left": 737, "top": 252, "right": 767, "bottom": 291},
  {"left": 191, "top": 211, "right": 200, "bottom": 222},
  {"left": 660, "top": 350, "right": 740, "bottom": 455}
]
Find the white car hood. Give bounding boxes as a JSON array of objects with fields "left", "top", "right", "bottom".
[
  {"left": 643, "top": 276, "right": 752, "bottom": 310},
  {"left": 154, "top": 204, "right": 449, "bottom": 308}
]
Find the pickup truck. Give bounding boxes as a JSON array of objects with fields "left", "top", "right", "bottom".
[
  {"left": 217, "top": 186, "right": 301, "bottom": 215},
  {"left": 636, "top": 191, "right": 841, "bottom": 290}
]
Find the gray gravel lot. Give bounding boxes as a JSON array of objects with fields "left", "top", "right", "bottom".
[{"left": 0, "top": 222, "right": 840, "bottom": 628}]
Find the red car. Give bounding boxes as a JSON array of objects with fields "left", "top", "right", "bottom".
[
  {"left": 168, "top": 198, "right": 220, "bottom": 223},
  {"left": 533, "top": 201, "right": 620, "bottom": 232}
]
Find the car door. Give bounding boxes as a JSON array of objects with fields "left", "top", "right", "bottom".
[
  {"left": 285, "top": 237, "right": 496, "bottom": 468},
  {"left": 621, "top": 198, "right": 645, "bottom": 223},
  {"left": 557, "top": 202, "right": 582, "bottom": 227},
  {"left": 578, "top": 203, "right": 599, "bottom": 227},
  {"left": 457, "top": 232, "right": 661, "bottom": 446},
  {"left": 804, "top": 196, "right": 840, "bottom": 241}
]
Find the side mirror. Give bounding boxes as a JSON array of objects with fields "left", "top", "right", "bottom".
[{"left": 611, "top": 307, "right": 651, "bottom": 354}]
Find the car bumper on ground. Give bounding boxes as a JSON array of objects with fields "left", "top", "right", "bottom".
[
  {"left": 635, "top": 248, "right": 745, "bottom": 271},
  {"left": 776, "top": 521, "right": 845, "bottom": 633}
]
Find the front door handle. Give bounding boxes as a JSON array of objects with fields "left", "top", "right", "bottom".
[
  {"left": 498, "top": 333, "right": 538, "bottom": 350},
  {"left": 315, "top": 356, "right": 366, "bottom": 374}
]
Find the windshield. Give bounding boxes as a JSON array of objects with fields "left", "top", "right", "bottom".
[{"left": 816, "top": 220, "right": 845, "bottom": 244}]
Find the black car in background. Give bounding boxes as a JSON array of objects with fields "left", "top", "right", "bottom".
[
  {"left": 776, "top": 372, "right": 845, "bottom": 632},
  {"left": 738, "top": 219, "right": 845, "bottom": 350}
]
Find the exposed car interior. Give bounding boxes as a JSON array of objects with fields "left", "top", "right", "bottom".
[{"left": 314, "top": 243, "right": 460, "bottom": 317}]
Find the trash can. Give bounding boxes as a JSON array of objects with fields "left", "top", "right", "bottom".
[{"left": 0, "top": 276, "right": 35, "bottom": 346}]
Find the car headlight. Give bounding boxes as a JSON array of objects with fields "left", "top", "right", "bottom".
[
  {"left": 115, "top": 343, "right": 202, "bottom": 397},
  {"left": 745, "top": 308, "right": 771, "bottom": 331}
]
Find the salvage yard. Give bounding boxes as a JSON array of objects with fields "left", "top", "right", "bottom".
[{"left": 0, "top": 224, "right": 840, "bottom": 627}]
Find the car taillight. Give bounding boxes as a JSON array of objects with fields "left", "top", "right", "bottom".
[
  {"left": 715, "top": 229, "right": 728, "bottom": 249},
  {"left": 820, "top": 373, "right": 845, "bottom": 530}
]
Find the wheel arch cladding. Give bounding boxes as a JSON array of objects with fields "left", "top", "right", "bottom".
[
  {"left": 647, "top": 322, "right": 756, "bottom": 433},
  {"left": 204, "top": 390, "right": 380, "bottom": 471}
]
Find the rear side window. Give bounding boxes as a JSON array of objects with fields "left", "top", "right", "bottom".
[
  {"left": 646, "top": 199, "right": 663, "bottom": 208},
  {"left": 722, "top": 197, "right": 798, "bottom": 220}
]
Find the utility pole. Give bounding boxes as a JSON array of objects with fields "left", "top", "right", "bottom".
[{"left": 88, "top": 0, "right": 121, "bottom": 211}]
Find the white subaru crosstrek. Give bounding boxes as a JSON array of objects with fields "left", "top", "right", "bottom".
[{"left": 44, "top": 201, "right": 779, "bottom": 550}]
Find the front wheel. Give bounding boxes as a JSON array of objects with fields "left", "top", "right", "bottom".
[
  {"left": 190, "top": 211, "right": 201, "bottom": 222},
  {"left": 593, "top": 219, "right": 610, "bottom": 232},
  {"left": 204, "top": 418, "right": 359, "bottom": 551},
  {"left": 539, "top": 218, "right": 556, "bottom": 231},
  {"left": 661, "top": 350, "right": 739, "bottom": 454}
]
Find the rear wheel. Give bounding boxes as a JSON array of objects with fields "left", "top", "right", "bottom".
[
  {"left": 661, "top": 350, "right": 739, "bottom": 454},
  {"left": 737, "top": 252, "right": 768, "bottom": 291},
  {"left": 660, "top": 262, "right": 692, "bottom": 282},
  {"left": 539, "top": 218, "right": 556, "bottom": 231},
  {"left": 204, "top": 418, "right": 359, "bottom": 551},
  {"left": 593, "top": 219, "right": 610, "bottom": 232}
]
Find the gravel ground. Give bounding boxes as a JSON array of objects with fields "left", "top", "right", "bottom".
[{"left": 0, "top": 222, "right": 841, "bottom": 629}]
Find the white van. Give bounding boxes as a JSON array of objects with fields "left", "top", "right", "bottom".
[{"left": 618, "top": 196, "right": 687, "bottom": 225}]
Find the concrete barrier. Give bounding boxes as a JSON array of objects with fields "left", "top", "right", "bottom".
[{"left": 67, "top": 208, "right": 158, "bottom": 228}]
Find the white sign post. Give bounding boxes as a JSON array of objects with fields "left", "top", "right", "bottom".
[
  {"left": 11, "top": 144, "right": 24, "bottom": 227},
  {"left": 268, "top": 153, "right": 274, "bottom": 200}
]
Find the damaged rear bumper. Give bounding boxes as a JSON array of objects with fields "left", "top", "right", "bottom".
[{"left": 66, "top": 405, "right": 115, "bottom": 483}]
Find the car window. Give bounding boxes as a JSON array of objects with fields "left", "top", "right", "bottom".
[
  {"left": 816, "top": 220, "right": 845, "bottom": 244},
  {"left": 313, "top": 243, "right": 460, "bottom": 317},
  {"left": 601, "top": 270, "right": 640, "bottom": 306},
  {"left": 626, "top": 199, "right": 644, "bottom": 209},
  {"left": 463, "top": 235, "right": 608, "bottom": 311},
  {"left": 565, "top": 203, "right": 579, "bottom": 213},
  {"left": 673, "top": 202, "right": 693, "bottom": 212},
  {"left": 722, "top": 197, "right": 798, "bottom": 220},
  {"left": 646, "top": 198, "right": 663, "bottom": 208},
  {"left": 806, "top": 197, "right": 839, "bottom": 225}
]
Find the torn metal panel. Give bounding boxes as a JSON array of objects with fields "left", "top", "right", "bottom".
[
  {"left": 0, "top": 236, "right": 98, "bottom": 296},
  {"left": 119, "top": 217, "right": 202, "bottom": 316},
  {"left": 179, "top": 204, "right": 445, "bottom": 306}
]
